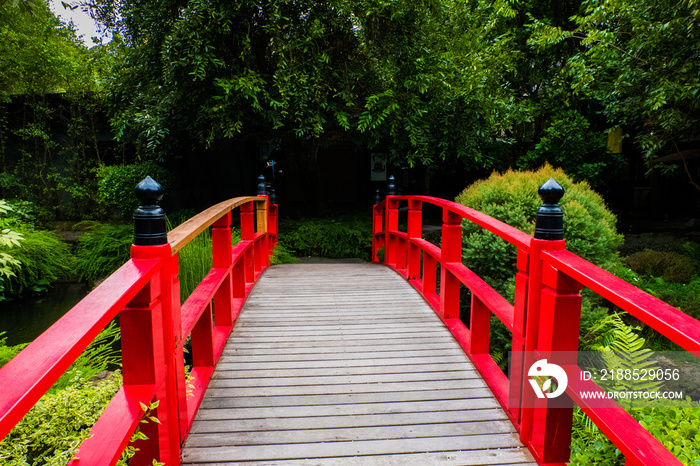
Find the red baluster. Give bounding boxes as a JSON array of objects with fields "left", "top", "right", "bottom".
[{"left": 439, "top": 208, "right": 462, "bottom": 320}]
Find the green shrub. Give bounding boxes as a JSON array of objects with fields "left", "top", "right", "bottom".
[
  {"left": 631, "top": 402, "right": 700, "bottom": 465},
  {"left": 0, "top": 226, "right": 74, "bottom": 297},
  {"left": 0, "top": 323, "right": 123, "bottom": 465},
  {"left": 74, "top": 223, "right": 133, "bottom": 284},
  {"left": 455, "top": 164, "right": 623, "bottom": 285},
  {"left": 626, "top": 250, "right": 696, "bottom": 283},
  {"left": 610, "top": 263, "right": 700, "bottom": 323},
  {"left": 0, "top": 374, "right": 122, "bottom": 466},
  {"left": 96, "top": 161, "right": 170, "bottom": 219},
  {"left": 279, "top": 215, "right": 373, "bottom": 261},
  {"left": 0, "top": 333, "right": 28, "bottom": 368},
  {"left": 271, "top": 243, "right": 298, "bottom": 265}
]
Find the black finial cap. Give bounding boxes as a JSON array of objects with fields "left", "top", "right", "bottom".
[
  {"left": 269, "top": 187, "right": 277, "bottom": 204},
  {"left": 257, "top": 174, "right": 268, "bottom": 196},
  {"left": 374, "top": 188, "right": 381, "bottom": 205},
  {"left": 387, "top": 175, "right": 396, "bottom": 196},
  {"left": 534, "top": 178, "right": 565, "bottom": 240},
  {"left": 133, "top": 176, "right": 167, "bottom": 246}
]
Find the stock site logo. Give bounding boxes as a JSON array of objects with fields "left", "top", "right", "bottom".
[{"left": 528, "top": 359, "right": 568, "bottom": 399}]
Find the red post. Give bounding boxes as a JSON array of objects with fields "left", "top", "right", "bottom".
[
  {"left": 407, "top": 199, "right": 422, "bottom": 282},
  {"left": 386, "top": 197, "right": 399, "bottom": 268},
  {"left": 268, "top": 199, "right": 279, "bottom": 256},
  {"left": 256, "top": 196, "right": 269, "bottom": 272},
  {"left": 508, "top": 248, "right": 530, "bottom": 425},
  {"left": 240, "top": 201, "right": 255, "bottom": 284},
  {"left": 422, "top": 254, "right": 437, "bottom": 296},
  {"left": 528, "top": 263, "right": 582, "bottom": 463},
  {"left": 518, "top": 178, "right": 580, "bottom": 464},
  {"left": 439, "top": 208, "right": 462, "bottom": 319},
  {"left": 469, "top": 295, "right": 491, "bottom": 354},
  {"left": 213, "top": 212, "right": 233, "bottom": 327},
  {"left": 372, "top": 200, "right": 384, "bottom": 263},
  {"left": 120, "top": 268, "right": 164, "bottom": 464}
]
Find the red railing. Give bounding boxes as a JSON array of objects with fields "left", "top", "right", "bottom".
[
  {"left": 0, "top": 179, "right": 278, "bottom": 465},
  {"left": 373, "top": 187, "right": 700, "bottom": 466}
]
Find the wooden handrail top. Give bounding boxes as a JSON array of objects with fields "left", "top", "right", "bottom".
[
  {"left": 168, "top": 196, "right": 266, "bottom": 254},
  {"left": 384, "top": 195, "right": 532, "bottom": 251}
]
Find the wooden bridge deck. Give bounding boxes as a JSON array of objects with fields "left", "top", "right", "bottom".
[{"left": 181, "top": 263, "right": 537, "bottom": 465}]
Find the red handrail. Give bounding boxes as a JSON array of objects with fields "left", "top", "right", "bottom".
[
  {"left": 372, "top": 193, "right": 698, "bottom": 466},
  {"left": 0, "top": 194, "right": 277, "bottom": 465}
]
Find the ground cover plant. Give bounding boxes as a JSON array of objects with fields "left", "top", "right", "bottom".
[
  {"left": 0, "top": 322, "right": 124, "bottom": 465},
  {"left": 278, "top": 214, "right": 373, "bottom": 262}
]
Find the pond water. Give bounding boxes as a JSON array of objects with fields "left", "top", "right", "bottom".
[{"left": 0, "top": 283, "right": 91, "bottom": 346}]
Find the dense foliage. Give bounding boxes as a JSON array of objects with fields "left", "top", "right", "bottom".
[
  {"left": 0, "top": 200, "right": 73, "bottom": 300},
  {"left": 278, "top": 215, "right": 373, "bottom": 261},
  {"left": 456, "top": 164, "right": 623, "bottom": 285},
  {"left": 74, "top": 222, "right": 132, "bottom": 284},
  {"left": 0, "top": 0, "right": 120, "bottom": 219}
]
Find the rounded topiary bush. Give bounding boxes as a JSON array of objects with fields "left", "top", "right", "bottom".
[{"left": 455, "top": 164, "right": 623, "bottom": 284}]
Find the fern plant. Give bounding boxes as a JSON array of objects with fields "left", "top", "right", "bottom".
[{"left": 580, "top": 312, "right": 662, "bottom": 399}]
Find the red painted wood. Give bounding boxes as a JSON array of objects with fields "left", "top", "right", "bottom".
[
  {"left": 121, "top": 280, "right": 164, "bottom": 386},
  {"left": 372, "top": 204, "right": 384, "bottom": 262},
  {"left": 391, "top": 195, "right": 532, "bottom": 250},
  {"left": 422, "top": 252, "right": 437, "bottom": 296},
  {"left": 519, "top": 238, "right": 566, "bottom": 448},
  {"left": 439, "top": 210, "right": 462, "bottom": 320},
  {"left": 379, "top": 195, "right": 699, "bottom": 466},
  {"left": 130, "top": 244, "right": 182, "bottom": 466},
  {"left": 181, "top": 268, "right": 229, "bottom": 336},
  {"left": 386, "top": 198, "right": 399, "bottom": 268},
  {"left": 240, "top": 202, "right": 255, "bottom": 240},
  {"left": 470, "top": 353, "right": 510, "bottom": 417},
  {"left": 529, "top": 267, "right": 582, "bottom": 463},
  {"left": 0, "top": 196, "right": 275, "bottom": 466},
  {"left": 0, "top": 257, "right": 160, "bottom": 440},
  {"left": 67, "top": 385, "right": 157, "bottom": 466},
  {"left": 544, "top": 249, "right": 700, "bottom": 352},
  {"left": 445, "top": 261, "right": 514, "bottom": 331},
  {"left": 411, "top": 237, "right": 441, "bottom": 261},
  {"left": 185, "top": 366, "right": 215, "bottom": 432},
  {"left": 469, "top": 295, "right": 491, "bottom": 354},
  {"left": 191, "top": 302, "right": 215, "bottom": 367}
]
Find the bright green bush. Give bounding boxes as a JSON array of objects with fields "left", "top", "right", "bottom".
[
  {"left": 455, "top": 164, "right": 623, "bottom": 284},
  {"left": 279, "top": 215, "right": 373, "bottom": 261},
  {"left": 0, "top": 333, "right": 28, "bottom": 368},
  {"left": 0, "top": 323, "right": 123, "bottom": 465},
  {"left": 96, "top": 161, "right": 170, "bottom": 219},
  {"left": 74, "top": 223, "right": 133, "bottom": 284},
  {"left": 0, "top": 374, "right": 121, "bottom": 466}
]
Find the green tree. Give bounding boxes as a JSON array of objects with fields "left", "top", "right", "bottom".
[
  {"left": 529, "top": 0, "right": 700, "bottom": 189},
  {"left": 0, "top": 0, "right": 115, "bottom": 219}
]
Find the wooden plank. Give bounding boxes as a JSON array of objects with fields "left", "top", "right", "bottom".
[
  {"left": 183, "top": 433, "right": 526, "bottom": 462},
  {"left": 183, "top": 449, "right": 535, "bottom": 466},
  {"left": 189, "top": 409, "right": 510, "bottom": 434},
  {"left": 199, "top": 387, "right": 496, "bottom": 408},
  {"left": 185, "top": 420, "right": 517, "bottom": 447},
  {"left": 181, "top": 263, "right": 536, "bottom": 465},
  {"left": 212, "top": 363, "right": 481, "bottom": 378},
  {"left": 195, "top": 398, "right": 504, "bottom": 421}
]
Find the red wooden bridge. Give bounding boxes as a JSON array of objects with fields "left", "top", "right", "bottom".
[{"left": 1, "top": 176, "right": 699, "bottom": 465}]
